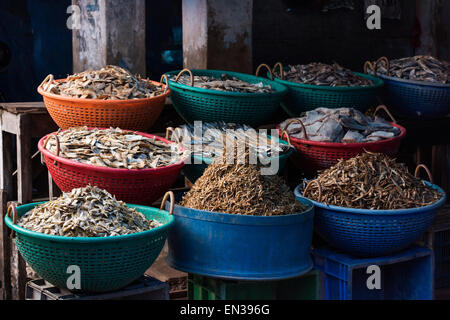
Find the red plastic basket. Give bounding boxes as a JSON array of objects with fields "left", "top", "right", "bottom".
[
  {"left": 38, "top": 130, "right": 187, "bottom": 205},
  {"left": 277, "top": 109, "right": 406, "bottom": 176}
]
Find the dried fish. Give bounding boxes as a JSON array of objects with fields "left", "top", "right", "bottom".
[
  {"left": 18, "top": 185, "right": 162, "bottom": 237},
  {"left": 42, "top": 65, "right": 164, "bottom": 99},
  {"left": 275, "top": 63, "right": 373, "bottom": 87},
  {"left": 370, "top": 56, "right": 450, "bottom": 84},
  {"left": 279, "top": 107, "right": 400, "bottom": 143},
  {"left": 44, "top": 127, "right": 187, "bottom": 169},
  {"left": 168, "top": 122, "right": 290, "bottom": 161},
  {"left": 181, "top": 152, "right": 308, "bottom": 216},
  {"left": 303, "top": 152, "right": 443, "bottom": 210},
  {"left": 170, "top": 73, "right": 273, "bottom": 93}
]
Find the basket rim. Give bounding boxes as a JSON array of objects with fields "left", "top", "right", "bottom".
[
  {"left": 276, "top": 122, "right": 406, "bottom": 148},
  {"left": 164, "top": 69, "right": 288, "bottom": 97},
  {"left": 38, "top": 129, "right": 188, "bottom": 173},
  {"left": 272, "top": 72, "right": 384, "bottom": 91},
  {"left": 37, "top": 78, "right": 171, "bottom": 104},
  {"left": 294, "top": 182, "right": 446, "bottom": 215},
  {"left": 4, "top": 202, "right": 174, "bottom": 243},
  {"left": 376, "top": 73, "right": 450, "bottom": 88}
]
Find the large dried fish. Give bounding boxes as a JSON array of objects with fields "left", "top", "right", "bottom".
[
  {"left": 275, "top": 63, "right": 373, "bottom": 87},
  {"left": 44, "top": 127, "right": 187, "bottom": 169},
  {"left": 170, "top": 73, "right": 273, "bottom": 93},
  {"left": 370, "top": 56, "right": 450, "bottom": 84},
  {"left": 279, "top": 107, "right": 400, "bottom": 143},
  {"left": 42, "top": 65, "right": 164, "bottom": 99},
  {"left": 303, "top": 152, "right": 443, "bottom": 210},
  {"left": 168, "top": 122, "right": 290, "bottom": 161},
  {"left": 18, "top": 185, "right": 162, "bottom": 237},
  {"left": 181, "top": 152, "right": 308, "bottom": 216}
]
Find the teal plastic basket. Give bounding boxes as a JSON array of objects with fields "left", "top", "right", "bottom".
[
  {"left": 271, "top": 72, "right": 383, "bottom": 116},
  {"left": 164, "top": 69, "right": 288, "bottom": 126},
  {"left": 5, "top": 202, "right": 174, "bottom": 293}
]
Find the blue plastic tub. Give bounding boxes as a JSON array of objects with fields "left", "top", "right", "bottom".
[
  {"left": 165, "top": 195, "right": 315, "bottom": 280},
  {"left": 294, "top": 183, "right": 446, "bottom": 257},
  {"left": 378, "top": 74, "right": 450, "bottom": 119}
]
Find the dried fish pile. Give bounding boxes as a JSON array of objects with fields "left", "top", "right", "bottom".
[
  {"left": 276, "top": 63, "right": 373, "bottom": 87},
  {"left": 372, "top": 56, "right": 450, "bottom": 84},
  {"left": 45, "top": 127, "right": 186, "bottom": 169},
  {"left": 18, "top": 185, "right": 162, "bottom": 237},
  {"left": 171, "top": 73, "right": 273, "bottom": 93},
  {"left": 169, "top": 122, "right": 290, "bottom": 161},
  {"left": 303, "top": 152, "right": 443, "bottom": 210},
  {"left": 279, "top": 107, "right": 400, "bottom": 143},
  {"left": 42, "top": 65, "right": 164, "bottom": 99},
  {"left": 181, "top": 155, "right": 308, "bottom": 216}
]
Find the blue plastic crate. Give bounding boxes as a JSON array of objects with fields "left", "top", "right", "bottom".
[{"left": 313, "top": 246, "right": 433, "bottom": 300}]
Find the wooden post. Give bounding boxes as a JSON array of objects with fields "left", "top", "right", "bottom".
[
  {"left": 415, "top": 0, "right": 443, "bottom": 56},
  {"left": 182, "top": 0, "right": 253, "bottom": 73},
  {"left": 72, "top": 0, "right": 146, "bottom": 75},
  {"left": 0, "top": 191, "right": 11, "bottom": 300}
]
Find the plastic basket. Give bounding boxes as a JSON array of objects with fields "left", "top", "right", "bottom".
[
  {"left": 277, "top": 106, "right": 406, "bottom": 175},
  {"left": 294, "top": 181, "right": 446, "bottom": 257},
  {"left": 269, "top": 62, "right": 383, "bottom": 116},
  {"left": 5, "top": 195, "right": 175, "bottom": 293},
  {"left": 364, "top": 57, "right": 450, "bottom": 119},
  {"left": 37, "top": 76, "right": 171, "bottom": 131},
  {"left": 38, "top": 129, "right": 187, "bottom": 205},
  {"left": 164, "top": 68, "right": 288, "bottom": 126}
]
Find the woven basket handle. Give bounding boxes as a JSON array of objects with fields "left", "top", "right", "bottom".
[
  {"left": 39, "top": 74, "right": 54, "bottom": 91},
  {"left": 255, "top": 64, "right": 273, "bottom": 80},
  {"left": 175, "top": 69, "right": 194, "bottom": 87},
  {"left": 363, "top": 61, "right": 375, "bottom": 75},
  {"left": 415, "top": 164, "right": 433, "bottom": 184},
  {"left": 165, "top": 127, "right": 175, "bottom": 140},
  {"left": 42, "top": 133, "right": 60, "bottom": 166},
  {"left": 159, "top": 74, "right": 169, "bottom": 93},
  {"left": 280, "top": 130, "right": 291, "bottom": 146},
  {"left": 373, "top": 105, "right": 397, "bottom": 123},
  {"left": 7, "top": 203, "right": 18, "bottom": 225},
  {"left": 375, "top": 56, "right": 390, "bottom": 77},
  {"left": 304, "top": 180, "right": 322, "bottom": 203},
  {"left": 282, "top": 118, "right": 308, "bottom": 140},
  {"left": 160, "top": 191, "right": 175, "bottom": 215},
  {"left": 272, "top": 62, "right": 284, "bottom": 80}
]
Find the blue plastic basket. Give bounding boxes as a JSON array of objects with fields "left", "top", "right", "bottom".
[
  {"left": 294, "top": 183, "right": 446, "bottom": 257},
  {"left": 165, "top": 193, "right": 315, "bottom": 280},
  {"left": 377, "top": 74, "right": 450, "bottom": 119}
]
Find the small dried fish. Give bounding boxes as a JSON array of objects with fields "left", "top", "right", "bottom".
[
  {"left": 181, "top": 152, "right": 308, "bottom": 216},
  {"left": 303, "top": 152, "right": 443, "bottom": 210},
  {"left": 275, "top": 63, "right": 373, "bottom": 87},
  {"left": 370, "top": 56, "right": 450, "bottom": 84},
  {"left": 169, "top": 122, "right": 290, "bottom": 161},
  {"left": 42, "top": 65, "right": 164, "bottom": 99},
  {"left": 170, "top": 73, "right": 273, "bottom": 93},
  {"left": 45, "top": 127, "right": 187, "bottom": 169},
  {"left": 18, "top": 185, "right": 162, "bottom": 237},
  {"left": 279, "top": 107, "right": 400, "bottom": 143}
]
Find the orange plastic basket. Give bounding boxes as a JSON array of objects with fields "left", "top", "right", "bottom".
[{"left": 37, "top": 76, "right": 171, "bottom": 131}]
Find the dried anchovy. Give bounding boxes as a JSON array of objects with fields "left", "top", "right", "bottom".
[
  {"left": 371, "top": 55, "right": 450, "bottom": 84},
  {"left": 303, "top": 152, "right": 443, "bottom": 210},
  {"left": 42, "top": 65, "right": 164, "bottom": 99},
  {"left": 276, "top": 63, "right": 373, "bottom": 87},
  {"left": 181, "top": 153, "right": 308, "bottom": 216},
  {"left": 280, "top": 107, "right": 400, "bottom": 143},
  {"left": 18, "top": 185, "right": 162, "bottom": 237},
  {"left": 170, "top": 73, "right": 273, "bottom": 93},
  {"left": 169, "top": 122, "right": 290, "bottom": 160},
  {"left": 45, "top": 127, "right": 187, "bottom": 169}
]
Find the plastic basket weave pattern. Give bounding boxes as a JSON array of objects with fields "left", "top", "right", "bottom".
[
  {"left": 164, "top": 70, "right": 288, "bottom": 126},
  {"left": 5, "top": 202, "right": 173, "bottom": 292},
  {"left": 378, "top": 74, "right": 450, "bottom": 119},
  {"left": 295, "top": 183, "right": 446, "bottom": 257},
  {"left": 38, "top": 79, "right": 170, "bottom": 131},
  {"left": 277, "top": 123, "right": 406, "bottom": 175},
  {"left": 38, "top": 131, "right": 186, "bottom": 205},
  {"left": 272, "top": 72, "right": 383, "bottom": 116}
]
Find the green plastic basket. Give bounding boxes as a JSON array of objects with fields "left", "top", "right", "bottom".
[
  {"left": 271, "top": 72, "right": 383, "bottom": 116},
  {"left": 164, "top": 69, "right": 288, "bottom": 126},
  {"left": 5, "top": 202, "right": 174, "bottom": 293}
]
